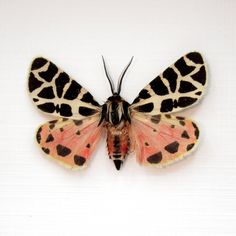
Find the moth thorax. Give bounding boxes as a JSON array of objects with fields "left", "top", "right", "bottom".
[{"left": 103, "top": 95, "right": 130, "bottom": 126}]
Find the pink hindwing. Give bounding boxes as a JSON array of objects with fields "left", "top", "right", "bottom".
[
  {"left": 36, "top": 117, "right": 103, "bottom": 169},
  {"left": 130, "top": 113, "right": 199, "bottom": 167}
]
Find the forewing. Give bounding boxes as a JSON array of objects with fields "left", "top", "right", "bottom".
[
  {"left": 28, "top": 57, "right": 101, "bottom": 119},
  {"left": 130, "top": 52, "right": 207, "bottom": 115},
  {"left": 36, "top": 116, "right": 104, "bottom": 169},
  {"left": 130, "top": 113, "right": 199, "bottom": 167}
]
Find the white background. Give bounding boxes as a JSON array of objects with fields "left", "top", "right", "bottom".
[{"left": 0, "top": 0, "right": 236, "bottom": 235}]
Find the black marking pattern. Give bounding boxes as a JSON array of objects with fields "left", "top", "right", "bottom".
[
  {"left": 74, "top": 155, "right": 86, "bottom": 166},
  {"left": 147, "top": 152, "right": 163, "bottom": 164},
  {"left": 165, "top": 141, "right": 179, "bottom": 154},
  {"left": 56, "top": 145, "right": 71, "bottom": 157}
]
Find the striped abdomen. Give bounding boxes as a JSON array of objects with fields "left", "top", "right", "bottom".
[{"left": 106, "top": 122, "right": 130, "bottom": 170}]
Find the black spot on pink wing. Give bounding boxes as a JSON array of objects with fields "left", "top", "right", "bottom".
[
  {"left": 179, "top": 120, "right": 185, "bottom": 126},
  {"left": 176, "top": 116, "right": 185, "bottom": 120},
  {"left": 46, "top": 134, "right": 54, "bottom": 143},
  {"left": 76, "top": 130, "right": 80, "bottom": 135},
  {"left": 151, "top": 115, "right": 161, "bottom": 124},
  {"left": 55, "top": 72, "right": 70, "bottom": 98},
  {"left": 181, "top": 130, "right": 190, "bottom": 139},
  {"left": 187, "top": 143, "right": 195, "bottom": 151},
  {"left": 174, "top": 57, "right": 195, "bottom": 76},
  {"left": 150, "top": 76, "right": 169, "bottom": 95},
  {"left": 74, "top": 155, "right": 86, "bottom": 166},
  {"left": 36, "top": 127, "right": 42, "bottom": 143},
  {"left": 163, "top": 67, "right": 178, "bottom": 93},
  {"left": 38, "top": 62, "right": 58, "bottom": 82},
  {"left": 79, "top": 106, "right": 97, "bottom": 116},
  {"left": 145, "top": 142, "right": 149, "bottom": 146},
  {"left": 186, "top": 52, "right": 204, "bottom": 64},
  {"left": 86, "top": 143, "right": 91, "bottom": 148},
  {"left": 134, "top": 103, "right": 154, "bottom": 113},
  {"left": 178, "top": 81, "right": 197, "bottom": 93},
  {"left": 191, "top": 66, "right": 206, "bottom": 85},
  {"left": 42, "top": 147, "right": 50, "bottom": 154},
  {"left": 165, "top": 141, "right": 179, "bottom": 154},
  {"left": 37, "top": 86, "right": 55, "bottom": 99},
  {"left": 28, "top": 72, "right": 43, "bottom": 92},
  {"left": 81, "top": 92, "right": 100, "bottom": 106},
  {"left": 64, "top": 80, "right": 82, "bottom": 100},
  {"left": 56, "top": 145, "right": 71, "bottom": 157},
  {"left": 192, "top": 122, "right": 199, "bottom": 139},
  {"left": 165, "top": 114, "right": 171, "bottom": 119},
  {"left": 31, "top": 57, "right": 48, "bottom": 70},
  {"left": 147, "top": 152, "right": 162, "bottom": 164}
]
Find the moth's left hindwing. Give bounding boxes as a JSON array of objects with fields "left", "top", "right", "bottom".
[
  {"left": 28, "top": 58, "right": 103, "bottom": 169},
  {"left": 28, "top": 57, "right": 101, "bottom": 119}
]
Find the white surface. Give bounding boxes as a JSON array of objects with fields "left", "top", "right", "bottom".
[{"left": 0, "top": 0, "right": 236, "bottom": 235}]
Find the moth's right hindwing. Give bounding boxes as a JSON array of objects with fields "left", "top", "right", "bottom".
[{"left": 28, "top": 57, "right": 101, "bottom": 119}]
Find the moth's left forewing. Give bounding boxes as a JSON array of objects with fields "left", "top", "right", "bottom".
[{"left": 130, "top": 52, "right": 207, "bottom": 115}]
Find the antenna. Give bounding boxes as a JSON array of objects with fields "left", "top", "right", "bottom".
[
  {"left": 117, "top": 56, "right": 134, "bottom": 95},
  {"left": 102, "top": 56, "right": 115, "bottom": 94}
]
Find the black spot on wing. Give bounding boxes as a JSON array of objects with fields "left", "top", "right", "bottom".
[
  {"left": 74, "top": 155, "right": 86, "bottom": 166},
  {"left": 179, "top": 81, "right": 197, "bottom": 93},
  {"left": 79, "top": 106, "right": 97, "bottom": 116},
  {"left": 73, "top": 120, "right": 83, "bottom": 126},
  {"left": 181, "top": 130, "right": 190, "bottom": 139},
  {"left": 36, "top": 127, "right": 42, "bottom": 143},
  {"left": 38, "top": 62, "right": 58, "bottom": 82},
  {"left": 31, "top": 58, "right": 48, "bottom": 70},
  {"left": 187, "top": 143, "right": 195, "bottom": 151},
  {"left": 163, "top": 67, "right": 178, "bottom": 92},
  {"left": 150, "top": 76, "right": 169, "bottom": 95},
  {"left": 55, "top": 72, "right": 70, "bottom": 98},
  {"left": 33, "top": 98, "right": 39, "bottom": 102},
  {"left": 37, "top": 103, "right": 56, "bottom": 113},
  {"left": 132, "top": 97, "right": 140, "bottom": 104},
  {"left": 174, "top": 57, "right": 195, "bottom": 76},
  {"left": 160, "top": 99, "right": 174, "bottom": 112},
  {"left": 64, "top": 80, "right": 82, "bottom": 100},
  {"left": 60, "top": 104, "right": 73, "bottom": 117},
  {"left": 42, "top": 147, "right": 50, "bottom": 154},
  {"left": 46, "top": 134, "right": 54, "bottom": 143},
  {"left": 147, "top": 152, "right": 162, "bottom": 164},
  {"left": 138, "top": 89, "right": 151, "bottom": 99},
  {"left": 28, "top": 72, "right": 43, "bottom": 92},
  {"left": 56, "top": 145, "right": 71, "bottom": 157},
  {"left": 178, "top": 97, "right": 197, "bottom": 108},
  {"left": 165, "top": 141, "right": 179, "bottom": 154},
  {"left": 192, "top": 122, "right": 199, "bottom": 139},
  {"left": 37, "top": 86, "right": 55, "bottom": 99},
  {"left": 134, "top": 103, "right": 154, "bottom": 113},
  {"left": 186, "top": 52, "right": 204, "bottom": 64},
  {"left": 151, "top": 115, "right": 161, "bottom": 124},
  {"left": 81, "top": 92, "right": 100, "bottom": 106},
  {"left": 195, "top": 91, "right": 202, "bottom": 96},
  {"left": 191, "top": 66, "right": 206, "bottom": 85},
  {"left": 86, "top": 143, "right": 91, "bottom": 148}
]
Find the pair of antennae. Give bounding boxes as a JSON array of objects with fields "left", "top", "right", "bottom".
[{"left": 102, "top": 56, "right": 134, "bottom": 95}]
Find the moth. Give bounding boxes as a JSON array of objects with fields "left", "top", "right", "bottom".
[{"left": 28, "top": 52, "right": 207, "bottom": 170}]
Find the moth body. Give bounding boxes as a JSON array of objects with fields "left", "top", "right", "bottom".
[{"left": 100, "top": 94, "right": 131, "bottom": 170}]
